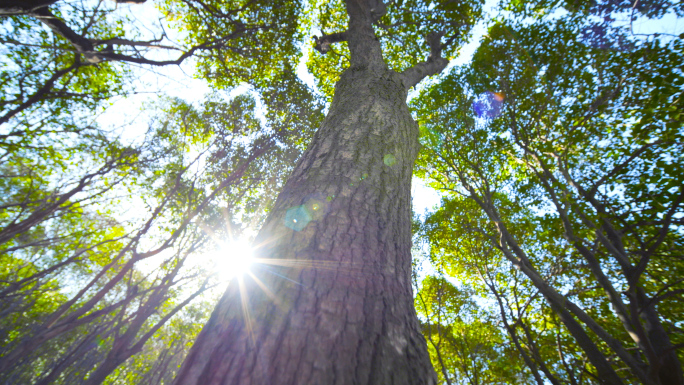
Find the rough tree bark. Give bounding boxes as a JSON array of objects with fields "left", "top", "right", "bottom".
[{"left": 173, "top": 1, "right": 447, "bottom": 384}]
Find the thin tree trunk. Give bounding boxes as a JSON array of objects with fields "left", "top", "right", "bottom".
[
  {"left": 638, "top": 289, "right": 684, "bottom": 385},
  {"left": 481, "top": 269, "right": 547, "bottom": 385},
  {"left": 465, "top": 188, "right": 629, "bottom": 384}
]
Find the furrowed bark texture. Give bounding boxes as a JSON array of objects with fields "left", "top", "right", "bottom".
[
  {"left": 174, "top": 64, "right": 437, "bottom": 385},
  {"left": 174, "top": 1, "right": 441, "bottom": 383}
]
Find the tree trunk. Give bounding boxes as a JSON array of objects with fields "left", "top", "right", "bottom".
[
  {"left": 173, "top": 1, "right": 445, "bottom": 382},
  {"left": 639, "top": 290, "right": 684, "bottom": 385},
  {"left": 173, "top": 62, "right": 437, "bottom": 384}
]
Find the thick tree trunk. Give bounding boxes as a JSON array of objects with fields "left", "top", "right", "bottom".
[
  {"left": 173, "top": 1, "right": 444, "bottom": 382},
  {"left": 173, "top": 64, "right": 437, "bottom": 385}
]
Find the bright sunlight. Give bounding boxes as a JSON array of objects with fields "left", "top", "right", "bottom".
[{"left": 209, "top": 239, "right": 255, "bottom": 278}]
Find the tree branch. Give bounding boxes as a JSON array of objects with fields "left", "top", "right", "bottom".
[
  {"left": 0, "top": 60, "right": 80, "bottom": 126},
  {"left": 32, "top": 7, "right": 101, "bottom": 62},
  {"left": 313, "top": 31, "right": 348, "bottom": 54},
  {"left": 24, "top": 4, "right": 247, "bottom": 67},
  {"left": 0, "top": 0, "right": 57, "bottom": 15},
  {"left": 400, "top": 30, "right": 449, "bottom": 90},
  {"left": 91, "top": 37, "right": 182, "bottom": 51}
]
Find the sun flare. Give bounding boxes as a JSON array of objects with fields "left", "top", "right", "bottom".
[{"left": 210, "top": 239, "right": 254, "bottom": 278}]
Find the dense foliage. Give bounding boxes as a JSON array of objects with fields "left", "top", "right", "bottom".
[{"left": 412, "top": 1, "right": 684, "bottom": 383}]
